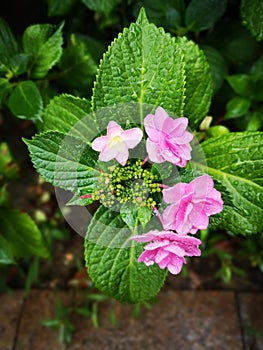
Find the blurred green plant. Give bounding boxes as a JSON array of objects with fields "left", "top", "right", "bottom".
[
  {"left": 0, "top": 17, "right": 99, "bottom": 121},
  {"left": 0, "top": 142, "right": 49, "bottom": 292},
  {"left": 42, "top": 287, "right": 154, "bottom": 344},
  {"left": 200, "top": 229, "right": 263, "bottom": 285},
  {"left": 42, "top": 297, "right": 75, "bottom": 344},
  {"left": 225, "top": 60, "right": 263, "bottom": 130}
]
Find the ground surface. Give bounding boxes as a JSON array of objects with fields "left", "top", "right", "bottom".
[
  {"left": 1, "top": 114, "right": 263, "bottom": 349},
  {"left": 1, "top": 289, "right": 263, "bottom": 350}
]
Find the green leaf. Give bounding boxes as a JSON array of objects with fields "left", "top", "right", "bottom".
[
  {"left": 60, "top": 323, "right": 74, "bottom": 345},
  {"left": 84, "top": 206, "right": 167, "bottom": 303},
  {"left": 120, "top": 203, "right": 138, "bottom": 230},
  {"left": 42, "top": 94, "right": 97, "bottom": 141},
  {"left": 81, "top": 0, "right": 121, "bottom": 14},
  {"left": 25, "top": 257, "right": 39, "bottom": 295},
  {"left": 137, "top": 206, "right": 152, "bottom": 228},
  {"left": 250, "top": 55, "right": 263, "bottom": 81},
  {"left": 0, "top": 17, "right": 19, "bottom": 66},
  {"left": 24, "top": 131, "right": 100, "bottom": 192},
  {"left": 9, "top": 53, "right": 32, "bottom": 75},
  {"left": 92, "top": 8, "right": 212, "bottom": 130},
  {"left": 8, "top": 80, "right": 43, "bottom": 120},
  {"left": 227, "top": 74, "right": 263, "bottom": 101},
  {"left": 226, "top": 74, "right": 253, "bottom": 96},
  {"left": 192, "top": 132, "right": 263, "bottom": 234},
  {"left": 58, "top": 34, "right": 98, "bottom": 94},
  {"left": 42, "top": 319, "right": 60, "bottom": 328},
  {"left": 210, "top": 21, "right": 260, "bottom": 65},
  {"left": 0, "top": 78, "right": 11, "bottom": 107},
  {"left": 76, "top": 35, "right": 106, "bottom": 63},
  {"left": 212, "top": 179, "right": 234, "bottom": 208},
  {"left": 185, "top": 0, "right": 227, "bottom": 32},
  {"left": 0, "top": 235, "right": 15, "bottom": 265},
  {"left": 66, "top": 193, "right": 94, "bottom": 206},
  {"left": 0, "top": 208, "right": 49, "bottom": 258},
  {"left": 22, "top": 22, "right": 64, "bottom": 79},
  {"left": 0, "top": 186, "right": 8, "bottom": 207},
  {"left": 225, "top": 97, "right": 251, "bottom": 120},
  {"left": 151, "top": 162, "right": 173, "bottom": 180},
  {"left": 92, "top": 8, "right": 185, "bottom": 119},
  {"left": 251, "top": 81, "right": 263, "bottom": 101},
  {"left": 0, "top": 143, "right": 19, "bottom": 179},
  {"left": 176, "top": 37, "right": 212, "bottom": 127},
  {"left": 241, "top": 0, "right": 263, "bottom": 41},
  {"left": 247, "top": 108, "right": 263, "bottom": 131},
  {"left": 47, "top": 0, "right": 77, "bottom": 17},
  {"left": 202, "top": 45, "right": 228, "bottom": 93}
]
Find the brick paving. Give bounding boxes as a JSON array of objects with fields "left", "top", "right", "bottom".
[
  {"left": 16, "top": 290, "right": 73, "bottom": 350},
  {"left": 0, "top": 290, "right": 262, "bottom": 350},
  {"left": 237, "top": 293, "right": 263, "bottom": 350},
  {"left": 0, "top": 291, "right": 24, "bottom": 350}
]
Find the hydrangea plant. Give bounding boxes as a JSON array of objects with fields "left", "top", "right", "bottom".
[
  {"left": 25, "top": 9, "right": 263, "bottom": 303},
  {"left": 88, "top": 108, "right": 223, "bottom": 274}
]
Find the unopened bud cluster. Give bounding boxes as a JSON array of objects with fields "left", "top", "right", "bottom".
[{"left": 92, "top": 160, "right": 161, "bottom": 208}]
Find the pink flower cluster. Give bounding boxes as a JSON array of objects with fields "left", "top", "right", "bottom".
[
  {"left": 130, "top": 231, "right": 201, "bottom": 275},
  {"left": 92, "top": 107, "right": 192, "bottom": 167},
  {"left": 92, "top": 121, "right": 143, "bottom": 166},
  {"left": 162, "top": 175, "right": 223, "bottom": 235},
  {"left": 144, "top": 107, "right": 193, "bottom": 167},
  {"left": 91, "top": 106, "right": 224, "bottom": 275},
  {"left": 131, "top": 175, "right": 223, "bottom": 274}
]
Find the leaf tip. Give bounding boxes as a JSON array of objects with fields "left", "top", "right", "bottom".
[
  {"left": 22, "top": 137, "right": 30, "bottom": 146},
  {"left": 136, "top": 7, "right": 149, "bottom": 26}
]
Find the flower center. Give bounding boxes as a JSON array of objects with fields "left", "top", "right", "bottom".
[
  {"left": 108, "top": 135, "right": 123, "bottom": 148},
  {"left": 92, "top": 160, "right": 161, "bottom": 208}
]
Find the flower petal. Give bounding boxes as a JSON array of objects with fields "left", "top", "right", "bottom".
[
  {"left": 167, "top": 117, "right": 188, "bottom": 137},
  {"left": 92, "top": 121, "right": 145, "bottom": 165},
  {"left": 137, "top": 250, "right": 155, "bottom": 265},
  {"left": 162, "top": 182, "right": 188, "bottom": 204},
  {"left": 144, "top": 240, "right": 169, "bottom": 251},
  {"left": 107, "top": 121, "right": 123, "bottom": 136},
  {"left": 115, "top": 147, "right": 129, "bottom": 166},
  {"left": 167, "top": 256, "right": 185, "bottom": 275},
  {"left": 92, "top": 135, "right": 109, "bottom": 152},
  {"left": 162, "top": 204, "right": 178, "bottom": 231},
  {"left": 129, "top": 230, "right": 162, "bottom": 243},
  {"left": 122, "top": 127, "right": 143, "bottom": 147},
  {"left": 155, "top": 249, "right": 170, "bottom": 263},
  {"left": 99, "top": 143, "right": 119, "bottom": 162},
  {"left": 144, "top": 107, "right": 168, "bottom": 141},
  {"left": 162, "top": 175, "right": 223, "bottom": 234},
  {"left": 163, "top": 244, "right": 185, "bottom": 257},
  {"left": 190, "top": 174, "right": 214, "bottom": 199},
  {"left": 146, "top": 139, "right": 164, "bottom": 163},
  {"left": 134, "top": 229, "right": 202, "bottom": 273},
  {"left": 99, "top": 141, "right": 125, "bottom": 162},
  {"left": 144, "top": 107, "right": 193, "bottom": 167}
]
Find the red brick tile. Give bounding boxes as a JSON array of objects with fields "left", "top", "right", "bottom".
[
  {"left": 16, "top": 290, "right": 73, "bottom": 350},
  {"left": 238, "top": 293, "right": 263, "bottom": 350},
  {"left": 0, "top": 291, "right": 24, "bottom": 350},
  {"left": 68, "top": 290, "right": 243, "bottom": 350}
]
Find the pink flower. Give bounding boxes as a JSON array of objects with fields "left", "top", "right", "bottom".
[
  {"left": 92, "top": 121, "right": 143, "bottom": 166},
  {"left": 162, "top": 175, "right": 223, "bottom": 235},
  {"left": 130, "top": 230, "right": 201, "bottom": 275},
  {"left": 144, "top": 107, "right": 193, "bottom": 167}
]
